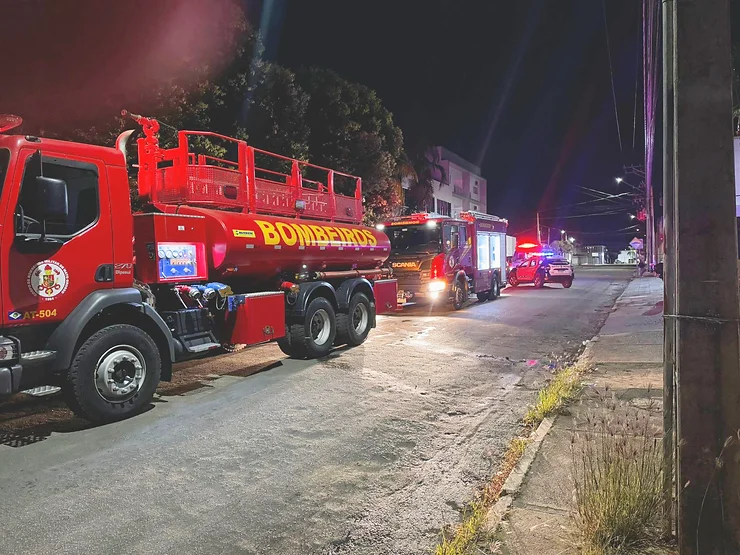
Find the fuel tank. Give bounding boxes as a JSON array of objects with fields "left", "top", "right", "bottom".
[{"left": 175, "top": 206, "right": 391, "bottom": 280}]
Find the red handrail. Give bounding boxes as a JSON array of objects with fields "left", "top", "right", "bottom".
[{"left": 129, "top": 113, "right": 363, "bottom": 222}]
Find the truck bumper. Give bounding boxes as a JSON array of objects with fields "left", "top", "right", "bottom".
[
  {"left": 545, "top": 274, "right": 573, "bottom": 283},
  {"left": 397, "top": 283, "right": 450, "bottom": 303},
  {"left": 0, "top": 364, "right": 24, "bottom": 396}
]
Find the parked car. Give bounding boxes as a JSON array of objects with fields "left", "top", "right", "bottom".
[{"left": 508, "top": 256, "right": 574, "bottom": 288}]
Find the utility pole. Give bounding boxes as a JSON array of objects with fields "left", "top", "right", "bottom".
[
  {"left": 536, "top": 212, "right": 542, "bottom": 244},
  {"left": 661, "top": 0, "right": 675, "bottom": 539},
  {"left": 672, "top": 0, "right": 740, "bottom": 551}
]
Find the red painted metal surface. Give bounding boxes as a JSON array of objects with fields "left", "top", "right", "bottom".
[
  {"left": 372, "top": 279, "right": 399, "bottom": 314},
  {"left": 170, "top": 206, "right": 391, "bottom": 280},
  {"left": 226, "top": 292, "right": 286, "bottom": 345},
  {"left": 0, "top": 136, "right": 128, "bottom": 328}
]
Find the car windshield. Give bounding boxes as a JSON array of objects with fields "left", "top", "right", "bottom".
[
  {"left": 388, "top": 224, "right": 442, "bottom": 254},
  {"left": 547, "top": 257, "right": 569, "bottom": 265},
  {"left": 0, "top": 149, "right": 9, "bottom": 196}
]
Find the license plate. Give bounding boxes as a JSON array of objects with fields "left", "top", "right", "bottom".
[{"left": 397, "top": 291, "right": 406, "bottom": 303}]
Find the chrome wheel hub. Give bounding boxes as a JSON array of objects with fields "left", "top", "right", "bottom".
[
  {"left": 352, "top": 303, "right": 369, "bottom": 334},
  {"left": 95, "top": 346, "right": 146, "bottom": 402},
  {"left": 311, "top": 309, "right": 332, "bottom": 346}
]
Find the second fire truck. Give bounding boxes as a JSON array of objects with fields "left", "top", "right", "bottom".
[{"left": 380, "top": 211, "right": 508, "bottom": 309}]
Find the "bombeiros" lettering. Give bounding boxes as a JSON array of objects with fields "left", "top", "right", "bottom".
[{"left": 252, "top": 220, "right": 378, "bottom": 248}]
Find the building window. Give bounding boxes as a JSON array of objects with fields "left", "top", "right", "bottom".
[
  {"left": 437, "top": 199, "right": 451, "bottom": 216},
  {"left": 473, "top": 205, "right": 478, "bottom": 211}
]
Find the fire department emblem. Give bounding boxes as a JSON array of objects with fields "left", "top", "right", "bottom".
[{"left": 27, "top": 260, "right": 69, "bottom": 301}]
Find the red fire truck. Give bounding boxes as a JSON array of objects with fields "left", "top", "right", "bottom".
[
  {"left": 0, "top": 113, "right": 397, "bottom": 422},
  {"left": 381, "top": 211, "right": 508, "bottom": 309}
]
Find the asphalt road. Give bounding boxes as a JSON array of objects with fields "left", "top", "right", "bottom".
[{"left": 0, "top": 266, "right": 632, "bottom": 555}]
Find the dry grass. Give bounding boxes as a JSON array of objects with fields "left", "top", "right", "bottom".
[
  {"left": 572, "top": 402, "right": 664, "bottom": 554},
  {"left": 524, "top": 361, "right": 587, "bottom": 427},
  {"left": 435, "top": 437, "right": 529, "bottom": 555}
]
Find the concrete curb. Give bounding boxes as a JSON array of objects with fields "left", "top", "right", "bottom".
[
  {"left": 484, "top": 336, "right": 598, "bottom": 533},
  {"left": 484, "top": 279, "right": 638, "bottom": 535}
]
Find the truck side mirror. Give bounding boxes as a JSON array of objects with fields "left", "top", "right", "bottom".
[{"left": 37, "top": 176, "right": 69, "bottom": 220}]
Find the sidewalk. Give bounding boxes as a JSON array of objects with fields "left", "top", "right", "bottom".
[{"left": 495, "top": 276, "right": 664, "bottom": 554}]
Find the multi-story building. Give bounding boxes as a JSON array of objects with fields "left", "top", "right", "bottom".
[{"left": 402, "top": 147, "right": 487, "bottom": 217}]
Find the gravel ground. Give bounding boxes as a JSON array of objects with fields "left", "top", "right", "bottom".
[{"left": 0, "top": 266, "right": 631, "bottom": 555}]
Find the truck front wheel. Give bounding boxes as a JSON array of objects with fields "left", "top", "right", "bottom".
[
  {"left": 452, "top": 279, "right": 467, "bottom": 310},
  {"left": 64, "top": 324, "right": 162, "bottom": 423},
  {"left": 336, "top": 292, "right": 372, "bottom": 347}
]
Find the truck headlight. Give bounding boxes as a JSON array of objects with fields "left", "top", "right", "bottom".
[
  {"left": 0, "top": 337, "right": 18, "bottom": 362},
  {"left": 428, "top": 280, "right": 447, "bottom": 292}
]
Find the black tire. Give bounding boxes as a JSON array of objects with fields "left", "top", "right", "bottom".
[
  {"left": 278, "top": 296, "right": 337, "bottom": 359},
  {"left": 489, "top": 279, "right": 501, "bottom": 300},
  {"left": 277, "top": 323, "right": 308, "bottom": 359},
  {"left": 452, "top": 279, "right": 467, "bottom": 310},
  {"left": 563, "top": 279, "right": 573, "bottom": 289},
  {"left": 508, "top": 272, "right": 519, "bottom": 287},
  {"left": 533, "top": 272, "right": 545, "bottom": 289},
  {"left": 336, "top": 292, "right": 373, "bottom": 347},
  {"left": 63, "top": 324, "right": 162, "bottom": 423},
  {"left": 476, "top": 291, "right": 490, "bottom": 303}
]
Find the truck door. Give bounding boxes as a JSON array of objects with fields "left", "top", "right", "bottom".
[{"left": 1, "top": 149, "right": 114, "bottom": 328}]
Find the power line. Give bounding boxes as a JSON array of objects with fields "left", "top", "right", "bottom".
[
  {"left": 603, "top": 0, "right": 624, "bottom": 158},
  {"left": 538, "top": 191, "right": 632, "bottom": 213}
]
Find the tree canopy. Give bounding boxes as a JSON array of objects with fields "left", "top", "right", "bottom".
[{"left": 37, "top": 16, "right": 423, "bottom": 223}]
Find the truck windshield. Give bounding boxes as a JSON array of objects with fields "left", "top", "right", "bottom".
[
  {"left": 0, "top": 149, "right": 9, "bottom": 195},
  {"left": 388, "top": 224, "right": 442, "bottom": 254}
]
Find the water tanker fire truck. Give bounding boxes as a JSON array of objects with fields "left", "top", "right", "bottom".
[
  {"left": 380, "top": 211, "right": 508, "bottom": 309},
  {"left": 0, "top": 112, "right": 397, "bottom": 422}
]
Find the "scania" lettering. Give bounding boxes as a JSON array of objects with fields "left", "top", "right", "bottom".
[{"left": 253, "top": 221, "right": 378, "bottom": 248}]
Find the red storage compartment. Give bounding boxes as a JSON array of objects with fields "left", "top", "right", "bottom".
[
  {"left": 373, "top": 279, "right": 398, "bottom": 314},
  {"left": 226, "top": 292, "right": 286, "bottom": 345},
  {"left": 133, "top": 213, "right": 208, "bottom": 284}
]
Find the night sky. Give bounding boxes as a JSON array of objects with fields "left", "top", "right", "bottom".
[
  {"left": 262, "top": 0, "right": 645, "bottom": 247},
  {"left": 3, "top": 0, "right": 739, "bottom": 249}
]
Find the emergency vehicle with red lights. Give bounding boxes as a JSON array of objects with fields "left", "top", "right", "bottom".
[
  {"left": 0, "top": 112, "right": 397, "bottom": 422},
  {"left": 380, "top": 211, "right": 508, "bottom": 309},
  {"left": 507, "top": 242, "right": 574, "bottom": 288}
]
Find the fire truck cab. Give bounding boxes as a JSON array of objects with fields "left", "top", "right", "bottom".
[{"left": 381, "top": 211, "right": 508, "bottom": 310}]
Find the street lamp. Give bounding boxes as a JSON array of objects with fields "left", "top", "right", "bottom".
[
  {"left": 616, "top": 177, "right": 623, "bottom": 184},
  {"left": 568, "top": 237, "right": 575, "bottom": 243},
  {"left": 629, "top": 214, "right": 636, "bottom": 219}
]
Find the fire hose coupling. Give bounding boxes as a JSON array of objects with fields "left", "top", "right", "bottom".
[{"left": 205, "top": 283, "right": 234, "bottom": 298}]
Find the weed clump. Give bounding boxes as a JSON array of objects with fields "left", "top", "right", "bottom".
[{"left": 572, "top": 403, "right": 663, "bottom": 554}]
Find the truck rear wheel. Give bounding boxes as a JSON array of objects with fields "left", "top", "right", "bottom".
[
  {"left": 336, "top": 292, "right": 372, "bottom": 346},
  {"left": 64, "top": 324, "right": 162, "bottom": 423},
  {"left": 278, "top": 296, "right": 337, "bottom": 359}
]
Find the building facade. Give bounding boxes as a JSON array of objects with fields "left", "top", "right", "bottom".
[{"left": 402, "top": 147, "right": 487, "bottom": 217}]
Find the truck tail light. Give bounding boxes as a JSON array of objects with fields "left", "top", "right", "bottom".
[
  {"left": 0, "top": 337, "right": 18, "bottom": 362},
  {"left": 430, "top": 253, "right": 445, "bottom": 280}
]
